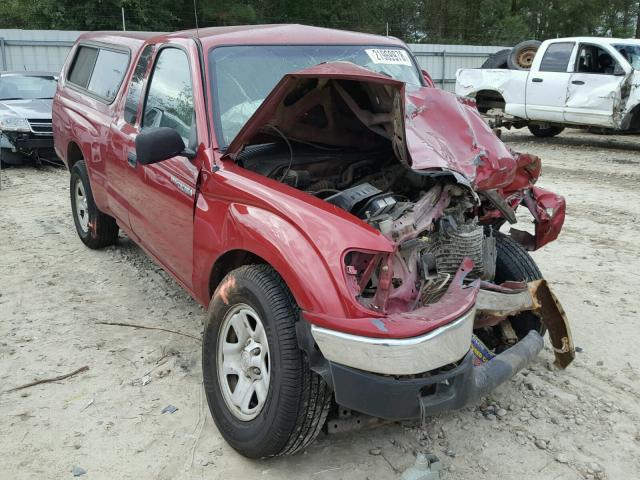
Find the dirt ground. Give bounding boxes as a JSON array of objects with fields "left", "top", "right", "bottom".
[{"left": 1, "top": 128, "right": 639, "bottom": 480}]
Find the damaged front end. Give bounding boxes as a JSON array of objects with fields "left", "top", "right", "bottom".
[{"left": 223, "top": 61, "right": 573, "bottom": 419}]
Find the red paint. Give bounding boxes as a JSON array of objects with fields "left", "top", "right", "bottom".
[{"left": 53, "top": 25, "right": 565, "bottom": 341}]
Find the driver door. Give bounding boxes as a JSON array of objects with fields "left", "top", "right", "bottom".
[
  {"left": 565, "top": 43, "right": 631, "bottom": 127},
  {"left": 129, "top": 45, "right": 200, "bottom": 286}
]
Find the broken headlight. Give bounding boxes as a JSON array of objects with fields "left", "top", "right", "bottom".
[
  {"left": 343, "top": 249, "right": 391, "bottom": 311},
  {"left": 0, "top": 114, "right": 30, "bottom": 132}
]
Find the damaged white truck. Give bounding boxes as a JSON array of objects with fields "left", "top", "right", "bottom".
[{"left": 456, "top": 37, "right": 640, "bottom": 136}]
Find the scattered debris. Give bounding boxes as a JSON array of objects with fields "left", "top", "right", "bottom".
[
  {"left": 369, "top": 448, "right": 382, "bottom": 456},
  {"left": 72, "top": 466, "right": 86, "bottom": 477},
  {"left": 4, "top": 366, "right": 89, "bottom": 393},
  {"left": 80, "top": 398, "right": 94, "bottom": 412},
  {"left": 161, "top": 405, "right": 178, "bottom": 414},
  {"left": 96, "top": 321, "right": 200, "bottom": 341},
  {"left": 401, "top": 453, "right": 443, "bottom": 480},
  {"left": 534, "top": 439, "right": 548, "bottom": 450}
]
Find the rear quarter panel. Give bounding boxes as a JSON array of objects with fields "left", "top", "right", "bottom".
[{"left": 456, "top": 68, "right": 529, "bottom": 118}]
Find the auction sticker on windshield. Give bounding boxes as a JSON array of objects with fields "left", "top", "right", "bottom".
[{"left": 365, "top": 48, "right": 412, "bottom": 66}]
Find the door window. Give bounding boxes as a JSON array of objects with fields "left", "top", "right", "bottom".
[
  {"left": 539, "top": 42, "right": 575, "bottom": 72},
  {"left": 576, "top": 44, "right": 618, "bottom": 74},
  {"left": 124, "top": 45, "right": 154, "bottom": 124},
  {"left": 142, "top": 48, "right": 195, "bottom": 145}
]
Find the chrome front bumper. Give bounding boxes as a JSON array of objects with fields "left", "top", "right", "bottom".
[{"left": 310, "top": 308, "right": 476, "bottom": 375}]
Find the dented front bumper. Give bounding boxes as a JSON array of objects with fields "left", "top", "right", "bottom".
[
  {"left": 310, "top": 275, "right": 574, "bottom": 420},
  {"left": 311, "top": 308, "right": 476, "bottom": 376},
  {"left": 327, "top": 330, "right": 544, "bottom": 420}
]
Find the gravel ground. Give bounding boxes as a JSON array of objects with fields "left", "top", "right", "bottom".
[{"left": 1, "top": 128, "right": 639, "bottom": 479}]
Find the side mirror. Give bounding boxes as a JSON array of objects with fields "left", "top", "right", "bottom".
[
  {"left": 421, "top": 69, "right": 435, "bottom": 87},
  {"left": 613, "top": 63, "right": 627, "bottom": 76},
  {"left": 135, "top": 127, "right": 192, "bottom": 165}
]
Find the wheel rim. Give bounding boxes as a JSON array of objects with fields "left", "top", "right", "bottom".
[
  {"left": 516, "top": 48, "right": 537, "bottom": 68},
  {"left": 74, "top": 177, "right": 89, "bottom": 233},
  {"left": 217, "top": 304, "right": 271, "bottom": 421}
]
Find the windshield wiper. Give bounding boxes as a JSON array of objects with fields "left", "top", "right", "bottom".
[{"left": 0, "top": 97, "right": 21, "bottom": 101}]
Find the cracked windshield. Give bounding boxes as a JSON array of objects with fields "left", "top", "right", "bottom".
[{"left": 209, "top": 45, "right": 422, "bottom": 145}]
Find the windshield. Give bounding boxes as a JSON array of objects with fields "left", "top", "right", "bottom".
[
  {"left": 0, "top": 75, "right": 57, "bottom": 100},
  {"left": 209, "top": 45, "right": 423, "bottom": 146},
  {"left": 614, "top": 44, "right": 640, "bottom": 69}
]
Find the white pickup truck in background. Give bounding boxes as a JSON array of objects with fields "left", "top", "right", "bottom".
[{"left": 456, "top": 37, "right": 640, "bottom": 136}]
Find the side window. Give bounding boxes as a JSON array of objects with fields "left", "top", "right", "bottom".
[
  {"left": 142, "top": 48, "right": 195, "bottom": 145},
  {"left": 124, "top": 45, "right": 154, "bottom": 124},
  {"left": 539, "top": 42, "right": 575, "bottom": 73},
  {"left": 67, "top": 45, "right": 129, "bottom": 102},
  {"left": 576, "top": 44, "right": 618, "bottom": 75},
  {"left": 87, "top": 49, "right": 129, "bottom": 101},
  {"left": 68, "top": 46, "right": 99, "bottom": 88}
]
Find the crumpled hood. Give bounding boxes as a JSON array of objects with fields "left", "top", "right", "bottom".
[
  {"left": 0, "top": 99, "right": 52, "bottom": 120},
  {"left": 224, "top": 62, "right": 517, "bottom": 191}
]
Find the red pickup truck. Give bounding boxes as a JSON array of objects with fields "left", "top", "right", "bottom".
[{"left": 53, "top": 25, "right": 574, "bottom": 458}]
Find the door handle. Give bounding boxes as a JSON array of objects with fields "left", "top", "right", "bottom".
[
  {"left": 531, "top": 78, "right": 543, "bottom": 83},
  {"left": 571, "top": 80, "right": 585, "bottom": 85},
  {"left": 127, "top": 151, "right": 137, "bottom": 168}
]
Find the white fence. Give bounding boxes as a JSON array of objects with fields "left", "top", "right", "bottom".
[{"left": 0, "top": 29, "right": 506, "bottom": 91}]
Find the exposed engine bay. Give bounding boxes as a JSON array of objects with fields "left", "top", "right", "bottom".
[{"left": 239, "top": 143, "right": 496, "bottom": 310}]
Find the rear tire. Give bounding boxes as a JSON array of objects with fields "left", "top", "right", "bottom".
[
  {"left": 70, "top": 160, "right": 119, "bottom": 249},
  {"left": 203, "top": 264, "right": 331, "bottom": 458},
  {"left": 481, "top": 49, "right": 511, "bottom": 69},
  {"left": 528, "top": 125, "right": 565, "bottom": 137},
  {"left": 494, "top": 232, "right": 545, "bottom": 337}
]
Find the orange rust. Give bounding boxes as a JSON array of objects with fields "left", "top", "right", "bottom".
[
  {"left": 218, "top": 276, "right": 236, "bottom": 305},
  {"left": 529, "top": 279, "right": 575, "bottom": 369}
]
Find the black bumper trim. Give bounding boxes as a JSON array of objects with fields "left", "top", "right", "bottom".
[{"left": 328, "top": 330, "right": 544, "bottom": 420}]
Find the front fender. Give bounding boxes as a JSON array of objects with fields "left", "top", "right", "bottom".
[{"left": 193, "top": 199, "right": 350, "bottom": 318}]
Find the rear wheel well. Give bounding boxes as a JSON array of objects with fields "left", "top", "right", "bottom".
[
  {"left": 475, "top": 90, "right": 505, "bottom": 114},
  {"left": 67, "top": 142, "right": 84, "bottom": 171},
  {"left": 208, "top": 249, "right": 267, "bottom": 298}
]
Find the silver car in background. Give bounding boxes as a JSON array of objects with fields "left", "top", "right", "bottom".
[{"left": 0, "top": 72, "right": 59, "bottom": 166}]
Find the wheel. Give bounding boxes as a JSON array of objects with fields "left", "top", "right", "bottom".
[
  {"left": 0, "top": 149, "right": 26, "bottom": 166},
  {"left": 528, "top": 124, "right": 565, "bottom": 137},
  {"left": 203, "top": 264, "right": 332, "bottom": 458},
  {"left": 494, "top": 232, "right": 545, "bottom": 338},
  {"left": 481, "top": 49, "right": 511, "bottom": 69},
  {"left": 70, "top": 161, "right": 119, "bottom": 249},
  {"left": 508, "top": 40, "right": 541, "bottom": 70}
]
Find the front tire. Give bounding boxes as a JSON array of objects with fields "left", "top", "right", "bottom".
[
  {"left": 494, "top": 232, "right": 544, "bottom": 337},
  {"left": 70, "top": 161, "right": 119, "bottom": 249},
  {"left": 203, "top": 265, "right": 331, "bottom": 458},
  {"left": 0, "top": 149, "right": 26, "bottom": 166},
  {"left": 528, "top": 124, "right": 564, "bottom": 138}
]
